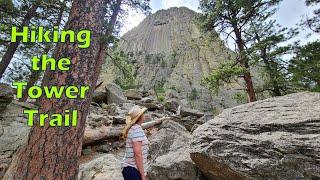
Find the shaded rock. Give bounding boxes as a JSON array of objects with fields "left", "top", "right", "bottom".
[
  {"left": 180, "top": 107, "right": 204, "bottom": 118},
  {"left": 78, "top": 154, "right": 123, "bottom": 180},
  {"left": 92, "top": 91, "right": 108, "bottom": 105},
  {"left": 147, "top": 120, "right": 199, "bottom": 180},
  {"left": 141, "top": 102, "right": 162, "bottom": 111},
  {"left": 164, "top": 99, "right": 180, "bottom": 113},
  {"left": 0, "top": 84, "right": 13, "bottom": 112},
  {"left": 190, "top": 92, "right": 320, "bottom": 180},
  {"left": 180, "top": 116, "right": 198, "bottom": 131},
  {"left": 190, "top": 124, "right": 199, "bottom": 132},
  {"left": 124, "top": 89, "right": 142, "bottom": 100},
  {"left": 111, "top": 115, "right": 126, "bottom": 124},
  {"left": 106, "top": 83, "right": 127, "bottom": 105}
]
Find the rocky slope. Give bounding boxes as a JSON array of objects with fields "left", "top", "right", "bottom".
[
  {"left": 1, "top": 81, "right": 319, "bottom": 179},
  {"left": 99, "top": 7, "right": 245, "bottom": 112}
]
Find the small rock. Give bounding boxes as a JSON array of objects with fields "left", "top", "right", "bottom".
[{"left": 125, "top": 89, "right": 142, "bottom": 100}]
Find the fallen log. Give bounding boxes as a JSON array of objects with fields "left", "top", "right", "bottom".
[{"left": 83, "top": 117, "right": 170, "bottom": 146}]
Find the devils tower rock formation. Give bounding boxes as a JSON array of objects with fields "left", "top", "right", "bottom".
[{"left": 100, "top": 7, "right": 244, "bottom": 111}]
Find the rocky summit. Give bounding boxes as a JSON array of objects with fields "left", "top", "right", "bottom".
[{"left": 99, "top": 7, "right": 246, "bottom": 112}]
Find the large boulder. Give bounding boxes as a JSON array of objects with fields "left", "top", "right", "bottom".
[
  {"left": 147, "top": 120, "right": 200, "bottom": 180},
  {"left": 106, "top": 83, "right": 127, "bottom": 105},
  {"left": 78, "top": 154, "right": 123, "bottom": 180},
  {"left": 190, "top": 92, "right": 320, "bottom": 179},
  {"left": 0, "top": 84, "right": 13, "bottom": 112}
]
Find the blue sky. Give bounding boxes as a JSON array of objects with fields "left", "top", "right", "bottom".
[{"left": 122, "top": 0, "right": 319, "bottom": 44}]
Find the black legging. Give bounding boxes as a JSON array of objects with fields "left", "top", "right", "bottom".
[{"left": 122, "top": 166, "right": 142, "bottom": 180}]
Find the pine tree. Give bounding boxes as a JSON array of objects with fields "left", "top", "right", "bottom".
[
  {"left": 245, "top": 16, "right": 298, "bottom": 97},
  {"left": 199, "top": 0, "right": 282, "bottom": 102},
  {"left": 288, "top": 41, "right": 320, "bottom": 92}
]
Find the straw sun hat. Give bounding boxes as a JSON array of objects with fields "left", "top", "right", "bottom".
[{"left": 122, "top": 105, "right": 147, "bottom": 138}]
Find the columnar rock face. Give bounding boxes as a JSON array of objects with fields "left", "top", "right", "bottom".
[
  {"left": 100, "top": 7, "right": 244, "bottom": 111},
  {"left": 190, "top": 92, "right": 320, "bottom": 179}
]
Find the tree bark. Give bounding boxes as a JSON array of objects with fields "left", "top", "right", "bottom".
[
  {"left": 11, "top": 0, "right": 108, "bottom": 179},
  {"left": 232, "top": 23, "right": 257, "bottom": 102},
  {"left": 0, "top": 1, "right": 40, "bottom": 79},
  {"left": 20, "top": 3, "right": 65, "bottom": 102}
]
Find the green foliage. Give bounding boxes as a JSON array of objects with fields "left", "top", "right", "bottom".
[
  {"left": 202, "top": 61, "right": 246, "bottom": 94},
  {"left": 154, "top": 80, "right": 166, "bottom": 94},
  {"left": 153, "top": 79, "right": 167, "bottom": 102},
  {"left": 107, "top": 50, "right": 137, "bottom": 90},
  {"left": 212, "top": 107, "right": 221, "bottom": 116},
  {"left": 245, "top": 18, "right": 298, "bottom": 96},
  {"left": 288, "top": 41, "right": 320, "bottom": 92},
  {"left": 232, "top": 92, "right": 248, "bottom": 104},
  {"left": 157, "top": 95, "right": 165, "bottom": 102},
  {"left": 188, "top": 88, "right": 199, "bottom": 101}
]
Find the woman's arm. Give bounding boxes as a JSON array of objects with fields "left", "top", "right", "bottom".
[{"left": 133, "top": 141, "right": 147, "bottom": 180}]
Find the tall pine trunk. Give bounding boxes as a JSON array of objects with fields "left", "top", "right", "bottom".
[
  {"left": 232, "top": 23, "right": 257, "bottom": 102},
  {"left": 0, "top": 1, "right": 40, "bottom": 79},
  {"left": 7, "top": 0, "right": 107, "bottom": 179}
]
